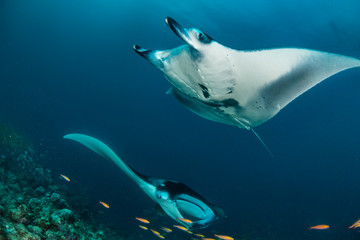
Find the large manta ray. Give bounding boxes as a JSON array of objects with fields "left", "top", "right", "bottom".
[
  {"left": 64, "top": 133, "right": 225, "bottom": 229},
  {"left": 133, "top": 17, "right": 360, "bottom": 154}
]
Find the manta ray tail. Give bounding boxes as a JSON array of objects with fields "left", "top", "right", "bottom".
[
  {"left": 63, "top": 133, "right": 147, "bottom": 186},
  {"left": 231, "top": 117, "right": 273, "bottom": 156},
  {"left": 251, "top": 129, "right": 274, "bottom": 157}
]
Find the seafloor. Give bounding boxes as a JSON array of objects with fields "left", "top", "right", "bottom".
[{"left": 0, "top": 122, "right": 129, "bottom": 240}]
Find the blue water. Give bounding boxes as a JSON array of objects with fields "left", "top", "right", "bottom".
[{"left": 1, "top": 0, "right": 360, "bottom": 239}]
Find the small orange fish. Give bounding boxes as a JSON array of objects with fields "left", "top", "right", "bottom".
[
  {"left": 214, "top": 234, "right": 234, "bottom": 240},
  {"left": 136, "top": 217, "right": 150, "bottom": 224},
  {"left": 309, "top": 224, "right": 329, "bottom": 230},
  {"left": 151, "top": 229, "right": 165, "bottom": 238},
  {"left": 60, "top": 174, "right": 70, "bottom": 182},
  {"left": 202, "top": 238, "right": 216, "bottom": 240},
  {"left": 177, "top": 217, "right": 193, "bottom": 224},
  {"left": 138, "top": 225, "right": 148, "bottom": 230},
  {"left": 161, "top": 227, "right": 172, "bottom": 233},
  {"left": 99, "top": 201, "right": 110, "bottom": 208},
  {"left": 151, "top": 229, "right": 161, "bottom": 235},
  {"left": 173, "top": 225, "right": 188, "bottom": 231},
  {"left": 194, "top": 233, "right": 205, "bottom": 237},
  {"left": 349, "top": 219, "right": 360, "bottom": 229}
]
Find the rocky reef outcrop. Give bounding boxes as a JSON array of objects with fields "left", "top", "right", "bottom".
[{"left": 0, "top": 123, "right": 123, "bottom": 239}]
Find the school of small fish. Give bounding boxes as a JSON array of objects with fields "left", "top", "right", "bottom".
[
  {"left": 59, "top": 173, "right": 360, "bottom": 239},
  {"left": 134, "top": 216, "right": 235, "bottom": 239},
  {"left": 58, "top": 174, "right": 236, "bottom": 239}
]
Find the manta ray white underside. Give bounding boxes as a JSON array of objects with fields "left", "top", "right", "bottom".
[{"left": 134, "top": 17, "right": 360, "bottom": 154}]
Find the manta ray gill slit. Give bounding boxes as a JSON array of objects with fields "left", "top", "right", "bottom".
[{"left": 198, "top": 83, "right": 210, "bottom": 98}]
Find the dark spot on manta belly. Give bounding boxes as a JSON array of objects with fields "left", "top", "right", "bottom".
[
  {"left": 222, "top": 98, "right": 239, "bottom": 107},
  {"left": 198, "top": 83, "right": 210, "bottom": 99},
  {"left": 199, "top": 84, "right": 208, "bottom": 91},
  {"left": 202, "top": 98, "right": 240, "bottom": 109},
  {"left": 203, "top": 91, "right": 210, "bottom": 98},
  {"left": 203, "top": 101, "right": 222, "bottom": 107}
]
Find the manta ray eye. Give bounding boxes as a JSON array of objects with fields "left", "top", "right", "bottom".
[
  {"left": 156, "top": 190, "right": 169, "bottom": 200},
  {"left": 198, "top": 33, "right": 205, "bottom": 41},
  {"left": 195, "top": 31, "right": 212, "bottom": 44}
]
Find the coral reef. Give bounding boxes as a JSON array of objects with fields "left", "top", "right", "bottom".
[{"left": 0, "top": 123, "right": 123, "bottom": 239}]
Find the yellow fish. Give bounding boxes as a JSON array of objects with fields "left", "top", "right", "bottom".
[
  {"left": 138, "top": 225, "right": 148, "bottom": 230},
  {"left": 177, "top": 217, "right": 193, "bottom": 224},
  {"left": 161, "top": 227, "right": 172, "bottom": 233},
  {"left": 349, "top": 219, "right": 360, "bottom": 229},
  {"left": 60, "top": 174, "right": 70, "bottom": 182},
  {"left": 151, "top": 229, "right": 161, "bottom": 235},
  {"left": 214, "top": 234, "right": 234, "bottom": 240},
  {"left": 194, "top": 233, "right": 205, "bottom": 237},
  {"left": 173, "top": 225, "right": 188, "bottom": 231},
  {"left": 151, "top": 229, "right": 165, "bottom": 238},
  {"left": 135, "top": 217, "right": 150, "bottom": 224},
  {"left": 99, "top": 201, "right": 110, "bottom": 208}
]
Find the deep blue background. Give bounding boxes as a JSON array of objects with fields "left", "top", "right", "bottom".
[{"left": 1, "top": 0, "right": 360, "bottom": 239}]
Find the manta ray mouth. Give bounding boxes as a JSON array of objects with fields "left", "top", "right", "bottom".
[{"left": 165, "top": 17, "right": 190, "bottom": 43}]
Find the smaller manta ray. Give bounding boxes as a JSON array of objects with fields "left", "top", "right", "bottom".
[
  {"left": 64, "top": 133, "right": 225, "bottom": 229},
  {"left": 133, "top": 17, "right": 360, "bottom": 154}
]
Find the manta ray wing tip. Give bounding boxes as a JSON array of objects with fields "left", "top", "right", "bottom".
[{"left": 63, "top": 133, "right": 72, "bottom": 139}]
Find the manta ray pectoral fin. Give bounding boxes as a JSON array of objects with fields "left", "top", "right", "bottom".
[
  {"left": 154, "top": 203, "right": 167, "bottom": 216},
  {"left": 63, "top": 133, "right": 148, "bottom": 188},
  {"left": 258, "top": 49, "right": 360, "bottom": 110},
  {"left": 157, "top": 200, "right": 187, "bottom": 226}
]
